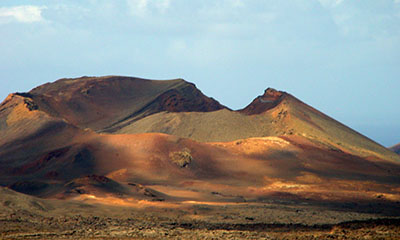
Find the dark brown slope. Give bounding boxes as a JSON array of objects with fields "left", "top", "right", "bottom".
[
  {"left": 27, "top": 76, "right": 226, "bottom": 131},
  {"left": 390, "top": 144, "right": 400, "bottom": 154}
]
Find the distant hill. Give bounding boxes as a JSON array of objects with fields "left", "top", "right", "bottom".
[{"left": 390, "top": 144, "right": 400, "bottom": 154}]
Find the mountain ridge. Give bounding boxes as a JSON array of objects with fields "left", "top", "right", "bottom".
[
  {"left": 1, "top": 75, "right": 398, "bottom": 163},
  {"left": 1, "top": 75, "right": 399, "bottom": 206}
]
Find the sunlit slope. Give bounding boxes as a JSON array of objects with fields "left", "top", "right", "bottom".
[
  {"left": 3, "top": 132, "right": 400, "bottom": 202},
  {"left": 88, "top": 133, "right": 400, "bottom": 202},
  {"left": 276, "top": 93, "right": 400, "bottom": 163},
  {"left": 114, "top": 109, "right": 281, "bottom": 142}
]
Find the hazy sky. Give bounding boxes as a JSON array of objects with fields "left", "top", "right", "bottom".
[{"left": 1, "top": 0, "right": 399, "bottom": 146}]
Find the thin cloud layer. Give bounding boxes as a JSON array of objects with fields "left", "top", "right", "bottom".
[
  {"left": 318, "top": 0, "right": 344, "bottom": 8},
  {"left": 127, "top": 0, "right": 170, "bottom": 16},
  {"left": 0, "top": 5, "right": 46, "bottom": 23}
]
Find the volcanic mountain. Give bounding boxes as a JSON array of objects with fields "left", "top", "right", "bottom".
[{"left": 1, "top": 76, "right": 400, "bottom": 206}]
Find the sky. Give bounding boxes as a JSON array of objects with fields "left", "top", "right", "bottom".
[{"left": 0, "top": 0, "right": 399, "bottom": 147}]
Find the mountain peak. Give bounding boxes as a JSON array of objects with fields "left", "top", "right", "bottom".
[
  {"left": 239, "top": 88, "right": 287, "bottom": 115},
  {"left": 262, "top": 88, "right": 284, "bottom": 99}
]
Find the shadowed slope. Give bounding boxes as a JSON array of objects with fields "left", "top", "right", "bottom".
[
  {"left": 0, "top": 93, "right": 77, "bottom": 146},
  {"left": 0, "top": 93, "right": 84, "bottom": 167},
  {"left": 0, "top": 92, "right": 94, "bottom": 196}
]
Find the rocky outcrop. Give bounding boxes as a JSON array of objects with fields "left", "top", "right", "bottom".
[{"left": 239, "top": 88, "right": 287, "bottom": 115}]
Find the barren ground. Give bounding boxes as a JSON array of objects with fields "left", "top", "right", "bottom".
[{"left": 1, "top": 188, "right": 400, "bottom": 240}]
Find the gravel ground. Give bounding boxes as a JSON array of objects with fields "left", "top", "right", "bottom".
[{"left": 1, "top": 200, "right": 400, "bottom": 240}]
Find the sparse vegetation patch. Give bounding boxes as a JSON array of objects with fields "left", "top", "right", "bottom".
[{"left": 169, "top": 148, "right": 192, "bottom": 168}]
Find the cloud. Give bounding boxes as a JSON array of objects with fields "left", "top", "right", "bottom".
[
  {"left": 127, "top": 0, "right": 148, "bottom": 16},
  {"left": 126, "top": 0, "right": 170, "bottom": 17},
  {"left": 226, "top": 0, "right": 244, "bottom": 8},
  {"left": 155, "top": 0, "right": 171, "bottom": 13},
  {"left": 318, "top": 0, "right": 344, "bottom": 8},
  {"left": 0, "top": 5, "right": 46, "bottom": 23}
]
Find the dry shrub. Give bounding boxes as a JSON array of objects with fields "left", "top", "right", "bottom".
[{"left": 169, "top": 148, "right": 192, "bottom": 168}]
